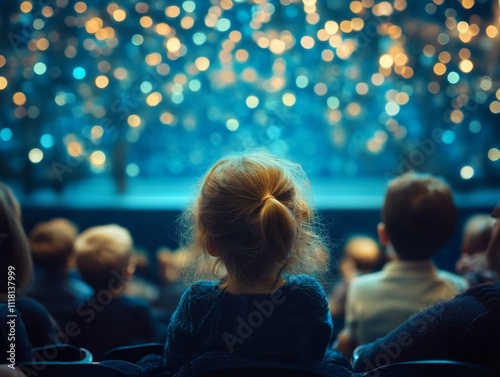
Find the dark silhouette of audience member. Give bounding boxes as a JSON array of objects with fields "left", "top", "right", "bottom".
[
  {"left": 328, "top": 235, "right": 382, "bottom": 339},
  {"left": 456, "top": 214, "right": 497, "bottom": 286},
  {"left": 157, "top": 152, "right": 351, "bottom": 376},
  {"left": 70, "top": 224, "right": 158, "bottom": 360},
  {"left": 123, "top": 248, "right": 160, "bottom": 304},
  {"left": 354, "top": 201, "right": 500, "bottom": 373},
  {"left": 336, "top": 173, "right": 468, "bottom": 359},
  {"left": 153, "top": 248, "right": 189, "bottom": 341},
  {"left": 0, "top": 181, "right": 59, "bottom": 351},
  {"left": 486, "top": 202, "right": 500, "bottom": 279},
  {"left": 28, "top": 218, "right": 93, "bottom": 327}
]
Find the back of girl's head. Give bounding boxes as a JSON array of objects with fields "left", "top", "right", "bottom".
[
  {"left": 181, "top": 152, "right": 328, "bottom": 285},
  {"left": 0, "top": 182, "right": 32, "bottom": 299}
]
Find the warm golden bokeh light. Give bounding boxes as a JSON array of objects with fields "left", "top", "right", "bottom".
[
  {"left": 0, "top": 77, "right": 7, "bottom": 90},
  {"left": 13, "top": 92, "right": 27, "bottom": 106},
  {"left": 20, "top": 1, "right": 33, "bottom": 13},
  {"left": 127, "top": 114, "right": 141, "bottom": 128},
  {"left": 95, "top": 75, "right": 109, "bottom": 88},
  {"left": 195, "top": 57, "right": 210, "bottom": 71},
  {"left": 90, "top": 151, "right": 106, "bottom": 166},
  {"left": 433, "top": 62, "right": 447, "bottom": 75}
]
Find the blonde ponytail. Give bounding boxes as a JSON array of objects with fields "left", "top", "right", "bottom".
[
  {"left": 180, "top": 152, "right": 329, "bottom": 286},
  {"left": 259, "top": 196, "right": 297, "bottom": 263}
]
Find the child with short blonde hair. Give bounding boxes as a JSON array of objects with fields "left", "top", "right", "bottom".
[
  {"left": 74, "top": 224, "right": 134, "bottom": 292},
  {"left": 71, "top": 224, "right": 157, "bottom": 360},
  {"left": 163, "top": 152, "right": 349, "bottom": 373},
  {"left": 28, "top": 218, "right": 93, "bottom": 327}
]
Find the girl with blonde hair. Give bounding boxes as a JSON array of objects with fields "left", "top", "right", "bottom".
[{"left": 162, "top": 152, "right": 350, "bottom": 374}]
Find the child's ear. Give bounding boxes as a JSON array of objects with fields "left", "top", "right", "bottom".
[
  {"left": 126, "top": 263, "right": 136, "bottom": 278},
  {"left": 377, "top": 223, "right": 390, "bottom": 246}
]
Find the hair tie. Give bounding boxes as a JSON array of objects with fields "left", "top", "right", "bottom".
[{"left": 261, "top": 194, "right": 275, "bottom": 203}]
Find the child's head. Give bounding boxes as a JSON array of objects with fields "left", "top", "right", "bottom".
[
  {"left": 181, "top": 152, "right": 327, "bottom": 286},
  {"left": 380, "top": 172, "right": 457, "bottom": 260},
  {"left": 342, "top": 235, "right": 381, "bottom": 275},
  {"left": 461, "top": 214, "right": 495, "bottom": 256},
  {"left": 486, "top": 202, "right": 500, "bottom": 275},
  {"left": 29, "top": 218, "right": 78, "bottom": 272},
  {"left": 74, "top": 224, "right": 134, "bottom": 292}
]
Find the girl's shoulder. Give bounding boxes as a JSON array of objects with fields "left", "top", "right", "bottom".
[
  {"left": 179, "top": 276, "right": 327, "bottom": 304},
  {"left": 284, "top": 274, "right": 323, "bottom": 289},
  {"left": 282, "top": 274, "right": 327, "bottom": 300},
  {"left": 181, "top": 280, "right": 222, "bottom": 302}
]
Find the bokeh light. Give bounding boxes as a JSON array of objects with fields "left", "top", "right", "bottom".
[
  {"left": 460, "top": 166, "right": 474, "bottom": 180},
  {"left": 488, "top": 148, "right": 500, "bottom": 162},
  {"left": 0, "top": 0, "right": 498, "bottom": 187},
  {"left": 0, "top": 128, "right": 13, "bottom": 141},
  {"left": 29, "top": 148, "right": 44, "bottom": 163},
  {"left": 90, "top": 151, "right": 106, "bottom": 166}
]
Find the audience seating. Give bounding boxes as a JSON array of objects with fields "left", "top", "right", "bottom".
[
  {"left": 361, "top": 360, "right": 495, "bottom": 377},
  {"left": 18, "top": 363, "right": 128, "bottom": 377},
  {"left": 178, "top": 364, "right": 332, "bottom": 377},
  {"left": 17, "top": 346, "right": 498, "bottom": 377},
  {"left": 101, "top": 342, "right": 164, "bottom": 363},
  {"left": 31, "top": 344, "right": 93, "bottom": 363},
  {"left": 174, "top": 352, "right": 343, "bottom": 377},
  {"left": 352, "top": 343, "right": 371, "bottom": 366}
]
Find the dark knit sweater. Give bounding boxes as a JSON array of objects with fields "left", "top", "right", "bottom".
[
  {"left": 164, "top": 275, "right": 348, "bottom": 372},
  {"left": 354, "top": 281, "right": 500, "bottom": 373}
]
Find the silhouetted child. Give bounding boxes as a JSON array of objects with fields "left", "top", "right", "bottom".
[
  {"left": 328, "top": 235, "right": 382, "bottom": 338},
  {"left": 486, "top": 202, "right": 500, "bottom": 277},
  {"left": 28, "top": 218, "right": 93, "bottom": 327},
  {"left": 154, "top": 248, "right": 189, "bottom": 337},
  {"left": 354, "top": 201, "right": 500, "bottom": 373},
  {"left": 71, "top": 224, "right": 157, "bottom": 360},
  {"left": 162, "top": 152, "right": 351, "bottom": 375},
  {"left": 0, "top": 181, "right": 59, "bottom": 353},
  {"left": 455, "top": 214, "right": 497, "bottom": 286},
  {"left": 336, "top": 172, "right": 468, "bottom": 358}
]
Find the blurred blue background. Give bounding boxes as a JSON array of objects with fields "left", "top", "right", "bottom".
[{"left": 0, "top": 0, "right": 499, "bottom": 277}]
